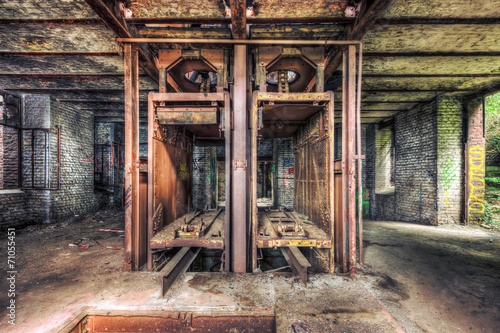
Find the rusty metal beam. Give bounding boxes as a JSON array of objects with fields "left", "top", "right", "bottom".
[
  {"left": 328, "top": 91, "right": 335, "bottom": 273},
  {"left": 232, "top": 44, "right": 247, "bottom": 272},
  {"left": 117, "top": 38, "right": 361, "bottom": 45},
  {"left": 281, "top": 247, "right": 311, "bottom": 286},
  {"left": 346, "top": 46, "right": 357, "bottom": 271},
  {"left": 324, "top": 0, "right": 394, "bottom": 79},
  {"left": 126, "top": 17, "right": 354, "bottom": 25},
  {"left": 224, "top": 92, "right": 232, "bottom": 272},
  {"left": 161, "top": 247, "right": 201, "bottom": 296},
  {"left": 84, "top": 0, "right": 159, "bottom": 85},
  {"left": 124, "top": 43, "right": 140, "bottom": 271},
  {"left": 230, "top": 0, "right": 247, "bottom": 39}
]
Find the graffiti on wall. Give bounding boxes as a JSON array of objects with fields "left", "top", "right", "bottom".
[
  {"left": 468, "top": 146, "right": 485, "bottom": 221},
  {"left": 178, "top": 163, "right": 190, "bottom": 181},
  {"left": 440, "top": 157, "right": 461, "bottom": 204}
]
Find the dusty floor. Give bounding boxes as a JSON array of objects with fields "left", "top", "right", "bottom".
[{"left": 0, "top": 210, "right": 499, "bottom": 332}]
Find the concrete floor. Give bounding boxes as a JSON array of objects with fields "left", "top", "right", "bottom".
[{"left": 0, "top": 210, "right": 499, "bottom": 332}]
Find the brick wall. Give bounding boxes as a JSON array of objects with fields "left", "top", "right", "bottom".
[
  {"left": 275, "top": 138, "right": 294, "bottom": 209},
  {"left": 49, "top": 100, "right": 99, "bottom": 221},
  {"left": 367, "top": 100, "right": 438, "bottom": 223},
  {"left": 436, "top": 96, "right": 463, "bottom": 224},
  {"left": 192, "top": 145, "right": 217, "bottom": 210},
  {"left": 0, "top": 95, "right": 100, "bottom": 229}
]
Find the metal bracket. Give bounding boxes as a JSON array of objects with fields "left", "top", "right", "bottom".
[
  {"left": 233, "top": 158, "right": 247, "bottom": 170},
  {"left": 180, "top": 312, "right": 193, "bottom": 327}
]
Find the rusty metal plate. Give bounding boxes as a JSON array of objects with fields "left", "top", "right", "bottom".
[
  {"left": 157, "top": 111, "right": 217, "bottom": 125},
  {"left": 267, "top": 56, "right": 316, "bottom": 92},
  {"left": 263, "top": 104, "right": 324, "bottom": 122},
  {"left": 87, "top": 313, "right": 275, "bottom": 332}
]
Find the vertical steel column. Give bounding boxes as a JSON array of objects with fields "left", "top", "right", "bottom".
[
  {"left": 328, "top": 91, "right": 335, "bottom": 273},
  {"left": 347, "top": 45, "right": 357, "bottom": 271},
  {"left": 147, "top": 92, "right": 154, "bottom": 271},
  {"left": 232, "top": 44, "right": 247, "bottom": 272},
  {"left": 251, "top": 92, "right": 258, "bottom": 272},
  {"left": 341, "top": 50, "right": 348, "bottom": 273},
  {"left": 159, "top": 68, "right": 167, "bottom": 93},
  {"left": 224, "top": 92, "right": 232, "bottom": 272},
  {"left": 124, "top": 43, "right": 140, "bottom": 271},
  {"left": 356, "top": 44, "right": 363, "bottom": 267}
]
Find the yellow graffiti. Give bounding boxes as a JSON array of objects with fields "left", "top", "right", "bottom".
[
  {"left": 468, "top": 146, "right": 485, "bottom": 220},
  {"left": 178, "top": 163, "right": 190, "bottom": 181}
]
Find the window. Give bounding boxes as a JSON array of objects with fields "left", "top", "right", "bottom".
[{"left": 375, "top": 124, "right": 395, "bottom": 195}]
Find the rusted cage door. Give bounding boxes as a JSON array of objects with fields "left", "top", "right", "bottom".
[
  {"left": 250, "top": 92, "right": 335, "bottom": 273},
  {"left": 147, "top": 92, "right": 231, "bottom": 271}
]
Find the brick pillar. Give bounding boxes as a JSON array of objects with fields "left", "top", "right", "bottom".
[
  {"left": 436, "top": 96, "right": 463, "bottom": 224},
  {"left": 467, "top": 98, "right": 486, "bottom": 223},
  {"left": 0, "top": 96, "right": 4, "bottom": 189}
]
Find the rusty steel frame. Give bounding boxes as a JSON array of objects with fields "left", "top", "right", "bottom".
[
  {"left": 357, "top": 44, "right": 364, "bottom": 267},
  {"left": 124, "top": 43, "right": 140, "bottom": 271},
  {"left": 66, "top": 311, "right": 276, "bottom": 333},
  {"left": 281, "top": 247, "right": 311, "bottom": 286},
  {"left": 147, "top": 91, "right": 231, "bottom": 272},
  {"left": 250, "top": 91, "right": 334, "bottom": 273},
  {"left": 340, "top": 45, "right": 363, "bottom": 272},
  {"left": 118, "top": 38, "right": 362, "bottom": 46},
  {"left": 161, "top": 247, "right": 201, "bottom": 296},
  {"left": 232, "top": 44, "right": 248, "bottom": 272}
]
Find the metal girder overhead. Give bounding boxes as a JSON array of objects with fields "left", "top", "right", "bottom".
[
  {"left": 324, "top": 0, "right": 394, "bottom": 79},
  {"left": 229, "top": 0, "right": 247, "bottom": 39},
  {"left": 84, "top": 0, "right": 159, "bottom": 84}
]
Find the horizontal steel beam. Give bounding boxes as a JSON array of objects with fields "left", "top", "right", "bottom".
[
  {"left": 281, "top": 247, "right": 311, "bottom": 287},
  {"left": 161, "top": 247, "right": 201, "bottom": 297},
  {"left": 117, "top": 38, "right": 361, "bottom": 46},
  {"left": 126, "top": 17, "right": 354, "bottom": 25}
]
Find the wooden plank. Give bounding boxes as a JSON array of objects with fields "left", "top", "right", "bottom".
[
  {"left": 0, "top": 0, "right": 98, "bottom": 19},
  {"left": 0, "top": 24, "right": 116, "bottom": 53},
  {"left": 363, "top": 24, "right": 500, "bottom": 53},
  {"left": 382, "top": 0, "right": 500, "bottom": 19}
]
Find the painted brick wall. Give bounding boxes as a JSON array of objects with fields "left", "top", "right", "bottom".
[
  {"left": 467, "top": 98, "right": 486, "bottom": 223},
  {"left": 436, "top": 96, "right": 463, "bottom": 224}
]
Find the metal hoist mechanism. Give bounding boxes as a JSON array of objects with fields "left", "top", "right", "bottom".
[{"left": 250, "top": 45, "right": 336, "bottom": 284}]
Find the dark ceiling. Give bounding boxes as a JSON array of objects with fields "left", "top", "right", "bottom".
[{"left": 0, "top": 0, "right": 499, "bottom": 124}]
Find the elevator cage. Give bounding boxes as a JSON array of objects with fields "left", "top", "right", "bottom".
[
  {"left": 147, "top": 92, "right": 231, "bottom": 272},
  {"left": 250, "top": 92, "right": 335, "bottom": 276},
  {"left": 121, "top": 39, "right": 363, "bottom": 281}
]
